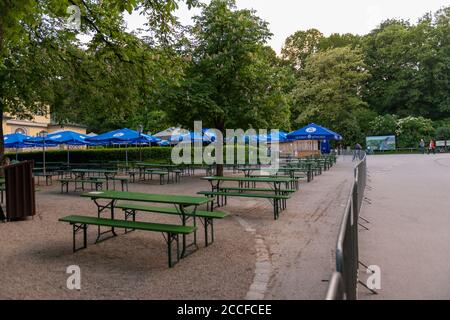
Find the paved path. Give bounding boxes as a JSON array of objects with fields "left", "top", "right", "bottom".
[
  {"left": 359, "top": 154, "right": 450, "bottom": 299},
  {"left": 258, "top": 159, "right": 354, "bottom": 299}
]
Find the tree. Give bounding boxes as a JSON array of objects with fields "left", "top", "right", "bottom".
[
  {"left": 291, "top": 47, "right": 370, "bottom": 145},
  {"left": 0, "top": 0, "right": 198, "bottom": 164},
  {"left": 369, "top": 114, "right": 398, "bottom": 136},
  {"left": 435, "top": 126, "right": 450, "bottom": 149},
  {"left": 396, "top": 116, "right": 435, "bottom": 148},
  {"left": 281, "top": 28, "right": 323, "bottom": 71},
  {"left": 362, "top": 8, "right": 450, "bottom": 119},
  {"left": 318, "top": 33, "right": 361, "bottom": 51},
  {"left": 167, "top": 0, "right": 290, "bottom": 174}
]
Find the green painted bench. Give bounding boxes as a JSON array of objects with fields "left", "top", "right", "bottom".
[
  {"left": 219, "top": 186, "right": 295, "bottom": 207},
  {"left": 115, "top": 203, "right": 227, "bottom": 246},
  {"left": 34, "top": 172, "right": 54, "bottom": 186},
  {"left": 91, "top": 177, "right": 129, "bottom": 191},
  {"left": 59, "top": 215, "right": 196, "bottom": 267},
  {"left": 58, "top": 179, "right": 104, "bottom": 193},
  {"left": 143, "top": 169, "right": 169, "bottom": 185},
  {"left": 197, "top": 191, "right": 290, "bottom": 220}
]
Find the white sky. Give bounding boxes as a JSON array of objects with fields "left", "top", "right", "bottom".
[{"left": 125, "top": 0, "right": 449, "bottom": 53}]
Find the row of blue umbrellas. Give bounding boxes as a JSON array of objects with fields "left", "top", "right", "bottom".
[
  {"left": 4, "top": 129, "right": 163, "bottom": 170},
  {"left": 4, "top": 124, "right": 342, "bottom": 150},
  {"left": 4, "top": 124, "right": 342, "bottom": 171}
]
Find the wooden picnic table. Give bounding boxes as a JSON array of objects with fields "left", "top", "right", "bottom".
[{"left": 80, "top": 190, "right": 211, "bottom": 257}]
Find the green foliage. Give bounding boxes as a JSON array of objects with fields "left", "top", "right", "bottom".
[
  {"left": 281, "top": 29, "right": 323, "bottom": 70},
  {"left": 362, "top": 8, "right": 450, "bottom": 119},
  {"left": 435, "top": 126, "right": 450, "bottom": 141},
  {"left": 396, "top": 116, "right": 435, "bottom": 148},
  {"left": 369, "top": 114, "right": 398, "bottom": 136},
  {"left": 368, "top": 114, "right": 434, "bottom": 148},
  {"left": 9, "top": 147, "right": 173, "bottom": 163},
  {"left": 291, "top": 47, "right": 369, "bottom": 145},
  {"left": 318, "top": 33, "right": 361, "bottom": 51},
  {"left": 166, "top": 0, "right": 291, "bottom": 131},
  {"left": 1, "top": 0, "right": 449, "bottom": 157}
]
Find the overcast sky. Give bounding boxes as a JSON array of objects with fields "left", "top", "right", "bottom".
[{"left": 125, "top": 0, "right": 449, "bottom": 53}]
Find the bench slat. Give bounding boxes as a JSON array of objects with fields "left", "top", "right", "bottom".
[
  {"left": 219, "top": 187, "right": 296, "bottom": 193},
  {"left": 198, "top": 191, "right": 290, "bottom": 199},
  {"left": 59, "top": 215, "right": 196, "bottom": 234},
  {"left": 115, "top": 203, "right": 227, "bottom": 219}
]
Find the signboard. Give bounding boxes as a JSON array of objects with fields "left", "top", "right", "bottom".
[
  {"left": 436, "top": 140, "right": 450, "bottom": 147},
  {"left": 366, "top": 135, "right": 396, "bottom": 151}
]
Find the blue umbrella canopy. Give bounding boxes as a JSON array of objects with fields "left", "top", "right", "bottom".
[
  {"left": 158, "top": 140, "right": 170, "bottom": 146},
  {"left": 287, "top": 123, "right": 342, "bottom": 141},
  {"left": 258, "top": 131, "right": 288, "bottom": 143},
  {"left": 169, "top": 131, "right": 206, "bottom": 143},
  {"left": 44, "top": 131, "right": 91, "bottom": 146},
  {"left": 86, "top": 128, "right": 160, "bottom": 144},
  {"left": 4, "top": 133, "right": 33, "bottom": 148}
]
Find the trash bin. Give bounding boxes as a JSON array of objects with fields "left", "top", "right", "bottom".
[{"left": 1, "top": 160, "right": 36, "bottom": 221}]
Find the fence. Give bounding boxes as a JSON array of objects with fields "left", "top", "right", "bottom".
[{"left": 325, "top": 154, "right": 367, "bottom": 300}]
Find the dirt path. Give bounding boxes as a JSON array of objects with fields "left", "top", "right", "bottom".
[{"left": 359, "top": 154, "right": 450, "bottom": 299}]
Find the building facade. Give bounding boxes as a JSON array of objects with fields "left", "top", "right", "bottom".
[{"left": 3, "top": 113, "right": 86, "bottom": 137}]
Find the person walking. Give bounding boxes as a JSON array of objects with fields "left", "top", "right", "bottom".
[
  {"left": 353, "top": 143, "right": 362, "bottom": 161},
  {"left": 428, "top": 139, "right": 436, "bottom": 155},
  {"left": 419, "top": 139, "right": 425, "bottom": 154}
]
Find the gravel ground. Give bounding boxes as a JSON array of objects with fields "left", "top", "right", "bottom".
[{"left": 0, "top": 160, "right": 354, "bottom": 300}]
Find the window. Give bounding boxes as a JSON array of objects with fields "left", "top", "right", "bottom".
[
  {"left": 15, "top": 128, "right": 27, "bottom": 135},
  {"left": 38, "top": 130, "right": 48, "bottom": 137}
]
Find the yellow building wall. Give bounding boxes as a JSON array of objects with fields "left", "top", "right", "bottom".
[{"left": 3, "top": 118, "right": 86, "bottom": 137}]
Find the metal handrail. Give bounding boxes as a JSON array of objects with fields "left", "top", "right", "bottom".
[
  {"left": 326, "top": 154, "right": 367, "bottom": 300},
  {"left": 325, "top": 272, "right": 345, "bottom": 300}
]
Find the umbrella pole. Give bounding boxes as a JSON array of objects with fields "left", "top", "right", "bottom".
[
  {"left": 43, "top": 141, "right": 46, "bottom": 175},
  {"left": 16, "top": 147, "right": 18, "bottom": 161},
  {"left": 67, "top": 146, "right": 70, "bottom": 166},
  {"left": 125, "top": 144, "right": 128, "bottom": 169}
]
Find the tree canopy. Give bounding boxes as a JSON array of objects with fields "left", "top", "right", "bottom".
[{"left": 1, "top": 0, "right": 449, "bottom": 164}]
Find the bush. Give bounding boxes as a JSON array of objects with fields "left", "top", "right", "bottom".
[
  {"left": 396, "top": 116, "right": 435, "bottom": 148},
  {"left": 7, "top": 145, "right": 264, "bottom": 164},
  {"left": 7, "top": 146, "right": 173, "bottom": 163}
]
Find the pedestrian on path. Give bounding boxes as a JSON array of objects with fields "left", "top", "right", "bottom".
[
  {"left": 353, "top": 143, "right": 362, "bottom": 161},
  {"left": 428, "top": 139, "right": 436, "bottom": 155},
  {"left": 419, "top": 139, "right": 425, "bottom": 154}
]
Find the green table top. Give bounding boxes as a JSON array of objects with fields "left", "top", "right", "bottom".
[
  {"left": 71, "top": 169, "right": 117, "bottom": 173},
  {"left": 201, "top": 176, "right": 294, "bottom": 183},
  {"left": 240, "top": 167, "right": 303, "bottom": 172},
  {"left": 81, "top": 190, "right": 211, "bottom": 205},
  {"left": 136, "top": 163, "right": 178, "bottom": 168}
]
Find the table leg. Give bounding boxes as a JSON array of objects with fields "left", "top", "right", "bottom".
[
  {"left": 178, "top": 204, "right": 198, "bottom": 258},
  {"left": 93, "top": 198, "right": 118, "bottom": 243}
]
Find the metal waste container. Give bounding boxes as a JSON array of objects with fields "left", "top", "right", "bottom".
[{"left": 1, "top": 160, "right": 36, "bottom": 221}]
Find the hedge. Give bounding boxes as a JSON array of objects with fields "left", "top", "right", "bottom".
[
  {"left": 6, "top": 145, "right": 264, "bottom": 164},
  {"left": 7, "top": 147, "right": 173, "bottom": 164}
]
